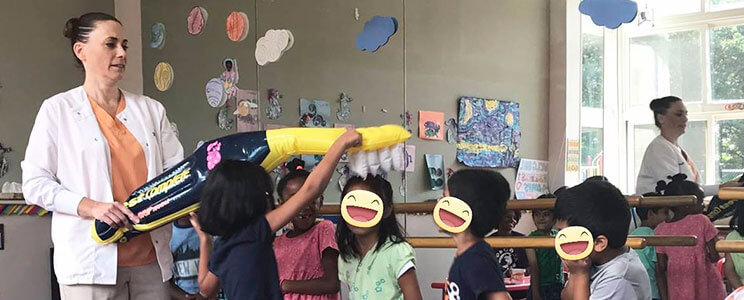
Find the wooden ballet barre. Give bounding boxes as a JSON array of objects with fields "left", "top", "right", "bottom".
[
  {"left": 718, "top": 187, "right": 744, "bottom": 200},
  {"left": 318, "top": 195, "right": 696, "bottom": 215},
  {"left": 716, "top": 240, "right": 744, "bottom": 252},
  {"left": 406, "top": 237, "right": 647, "bottom": 249},
  {"left": 632, "top": 235, "right": 697, "bottom": 247}
]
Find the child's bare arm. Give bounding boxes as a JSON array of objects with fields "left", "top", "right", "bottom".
[
  {"left": 726, "top": 253, "right": 743, "bottom": 289},
  {"left": 398, "top": 268, "right": 423, "bottom": 300},
  {"left": 266, "top": 130, "right": 361, "bottom": 232},
  {"left": 526, "top": 249, "right": 542, "bottom": 300},
  {"left": 485, "top": 292, "right": 513, "bottom": 300},
  {"left": 189, "top": 213, "right": 220, "bottom": 298},
  {"left": 562, "top": 258, "right": 590, "bottom": 300},
  {"left": 656, "top": 253, "right": 669, "bottom": 300},
  {"left": 281, "top": 248, "right": 340, "bottom": 294}
]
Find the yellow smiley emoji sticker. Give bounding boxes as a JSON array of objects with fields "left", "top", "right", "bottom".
[
  {"left": 433, "top": 197, "right": 472, "bottom": 233},
  {"left": 555, "top": 226, "right": 594, "bottom": 260},
  {"left": 341, "top": 190, "right": 384, "bottom": 228}
]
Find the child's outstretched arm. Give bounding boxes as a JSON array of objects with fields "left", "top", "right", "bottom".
[
  {"left": 281, "top": 248, "right": 340, "bottom": 294},
  {"left": 266, "top": 129, "right": 361, "bottom": 232},
  {"left": 189, "top": 213, "right": 220, "bottom": 299}
]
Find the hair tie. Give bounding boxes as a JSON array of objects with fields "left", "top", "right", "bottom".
[{"left": 296, "top": 165, "right": 303, "bottom": 170}]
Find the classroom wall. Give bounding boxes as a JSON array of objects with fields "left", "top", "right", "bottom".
[
  {"left": 0, "top": 1, "right": 114, "bottom": 299},
  {"left": 141, "top": 1, "right": 549, "bottom": 298}
]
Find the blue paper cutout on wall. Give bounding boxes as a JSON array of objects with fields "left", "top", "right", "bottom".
[
  {"left": 356, "top": 16, "right": 398, "bottom": 52},
  {"left": 579, "top": 0, "right": 638, "bottom": 29}
]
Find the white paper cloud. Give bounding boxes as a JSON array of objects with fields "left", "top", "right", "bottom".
[{"left": 255, "top": 29, "right": 294, "bottom": 66}]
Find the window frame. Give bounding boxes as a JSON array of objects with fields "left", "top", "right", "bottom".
[{"left": 616, "top": 4, "right": 744, "bottom": 192}]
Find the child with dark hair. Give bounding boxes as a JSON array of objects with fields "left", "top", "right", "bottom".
[
  {"left": 555, "top": 180, "right": 651, "bottom": 300},
  {"left": 273, "top": 158, "right": 340, "bottom": 300},
  {"left": 336, "top": 175, "right": 423, "bottom": 300},
  {"left": 526, "top": 193, "right": 563, "bottom": 300},
  {"left": 725, "top": 201, "right": 744, "bottom": 289},
  {"left": 188, "top": 130, "right": 360, "bottom": 300},
  {"left": 654, "top": 174, "right": 726, "bottom": 300},
  {"left": 443, "top": 169, "right": 512, "bottom": 300},
  {"left": 630, "top": 192, "right": 669, "bottom": 300},
  {"left": 490, "top": 210, "right": 528, "bottom": 299}
]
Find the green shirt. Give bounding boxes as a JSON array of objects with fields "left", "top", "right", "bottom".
[
  {"left": 338, "top": 239, "right": 415, "bottom": 300},
  {"left": 727, "top": 231, "right": 744, "bottom": 283},
  {"left": 528, "top": 230, "right": 564, "bottom": 286},
  {"left": 630, "top": 226, "right": 660, "bottom": 299}
]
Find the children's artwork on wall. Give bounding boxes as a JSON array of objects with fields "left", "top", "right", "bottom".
[
  {"left": 456, "top": 97, "right": 521, "bottom": 168},
  {"left": 187, "top": 6, "right": 208, "bottom": 35},
  {"left": 445, "top": 118, "right": 457, "bottom": 144},
  {"left": 264, "top": 124, "right": 287, "bottom": 130},
  {"left": 153, "top": 62, "right": 174, "bottom": 92},
  {"left": 255, "top": 29, "right": 294, "bottom": 66},
  {"left": 337, "top": 165, "right": 350, "bottom": 191},
  {"left": 579, "top": 0, "right": 637, "bottom": 29},
  {"left": 226, "top": 12, "right": 249, "bottom": 42},
  {"left": 400, "top": 111, "right": 413, "bottom": 133},
  {"left": 425, "top": 154, "right": 444, "bottom": 190},
  {"left": 0, "top": 142, "right": 11, "bottom": 178},
  {"left": 299, "top": 99, "right": 330, "bottom": 127},
  {"left": 404, "top": 145, "right": 415, "bottom": 173},
  {"left": 205, "top": 78, "right": 227, "bottom": 108},
  {"left": 235, "top": 89, "right": 259, "bottom": 132},
  {"left": 266, "top": 88, "right": 283, "bottom": 120},
  {"left": 217, "top": 105, "right": 234, "bottom": 130},
  {"left": 515, "top": 159, "right": 549, "bottom": 199},
  {"left": 336, "top": 92, "right": 353, "bottom": 121},
  {"left": 221, "top": 58, "right": 239, "bottom": 101},
  {"left": 149, "top": 22, "right": 165, "bottom": 49},
  {"left": 418, "top": 111, "right": 444, "bottom": 141},
  {"left": 356, "top": 16, "right": 398, "bottom": 52}
]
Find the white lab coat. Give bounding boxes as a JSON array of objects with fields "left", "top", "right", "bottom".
[
  {"left": 636, "top": 135, "right": 717, "bottom": 196},
  {"left": 22, "top": 86, "right": 184, "bottom": 285}
]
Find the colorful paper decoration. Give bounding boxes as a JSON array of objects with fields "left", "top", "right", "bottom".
[
  {"left": 419, "top": 111, "right": 444, "bottom": 141},
  {"left": 266, "top": 88, "right": 283, "bottom": 120},
  {"left": 187, "top": 6, "right": 208, "bottom": 35},
  {"left": 153, "top": 62, "right": 174, "bottom": 92},
  {"left": 255, "top": 29, "right": 294, "bottom": 66},
  {"left": 425, "top": 154, "right": 444, "bottom": 190},
  {"left": 226, "top": 12, "right": 249, "bottom": 42},
  {"left": 235, "top": 89, "right": 260, "bottom": 133},
  {"left": 579, "top": 0, "right": 638, "bottom": 29},
  {"left": 456, "top": 97, "right": 521, "bottom": 168},
  {"left": 515, "top": 159, "right": 549, "bottom": 199},
  {"left": 356, "top": 16, "right": 398, "bottom": 52},
  {"left": 205, "top": 78, "right": 226, "bottom": 108},
  {"left": 299, "top": 99, "right": 331, "bottom": 128},
  {"left": 337, "top": 93, "right": 353, "bottom": 121},
  {"left": 149, "top": 22, "right": 165, "bottom": 49}
]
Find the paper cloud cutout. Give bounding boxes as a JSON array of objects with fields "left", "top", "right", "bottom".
[
  {"left": 579, "top": 0, "right": 638, "bottom": 29},
  {"left": 255, "top": 29, "right": 294, "bottom": 66},
  {"left": 356, "top": 16, "right": 398, "bottom": 52}
]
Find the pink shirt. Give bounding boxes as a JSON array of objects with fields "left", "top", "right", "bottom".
[
  {"left": 274, "top": 220, "right": 340, "bottom": 300},
  {"left": 655, "top": 214, "right": 726, "bottom": 300}
]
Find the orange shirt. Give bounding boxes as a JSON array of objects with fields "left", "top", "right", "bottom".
[{"left": 89, "top": 94, "right": 156, "bottom": 267}]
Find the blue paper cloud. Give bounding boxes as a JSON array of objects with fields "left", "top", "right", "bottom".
[
  {"left": 356, "top": 16, "right": 398, "bottom": 52},
  {"left": 579, "top": 0, "right": 638, "bottom": 29}
]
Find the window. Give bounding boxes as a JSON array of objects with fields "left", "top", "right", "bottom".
[
  {"left": 620, "top": 1, "right": 744, "bottom": 192},
  {"left": 581, "top": 15, "right": 605, "bottom": 181}
]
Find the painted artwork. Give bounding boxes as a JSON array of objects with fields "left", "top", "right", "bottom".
[
  {"left": 187, "top": 6, "right": 208, "bottom": 36},
  {"left": 149, "top": 22, "right": 165, "bottom": 49},
  {"left": 404, "top": 145, "right": 415, "bottom": 173},
  {"left": 153, "top": 62, "right": 174, "bottom": 92},
  {"left": 425, "top": 154, "right": 444, "bottom": 190},
  {"left": 515, "top": 159, "right": 549, "bottom": 199},
  {"left": 235, "top": 89, "right": 259, "bottom": 132},
  {"left": 226, "top": 12, "right": 249, "bottom": 42},
  {"left": 418, "top": 111, "right": 444, "bottom": 141},
  {"left": 299, "top": 99, "right": 330, "bottom": 128},
  {"left": 456, "top": 96, "right": 521, "bottom": 168}
]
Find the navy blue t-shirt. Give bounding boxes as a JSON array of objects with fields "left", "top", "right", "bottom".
[
  {"left": 447, "top": 240, "right": 507, "bottom": 300},
  {"left": 208, "top": 216, "right": 282, "bottom": 300}
]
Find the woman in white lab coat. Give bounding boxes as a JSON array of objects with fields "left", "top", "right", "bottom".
[
  {"left": 636, "top": 96, "right": 738, "bottom": 195},
  {"left": 21, "top": 13, "right": 183, "bottom": 300}
]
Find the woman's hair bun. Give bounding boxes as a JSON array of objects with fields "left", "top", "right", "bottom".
[{"left": 63, "top": 17, "right": 79, "bottom": 39}]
